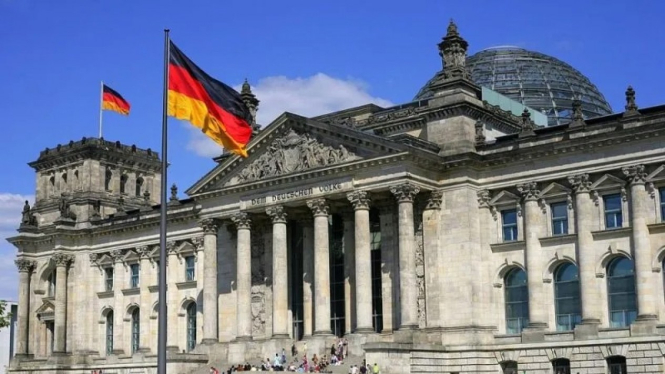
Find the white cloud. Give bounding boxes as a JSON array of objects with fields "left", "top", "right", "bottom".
[
  {"left": 186, "top": 73, "right": 394, "bottom": 158},
  {"left": 0, "top": 193, "right": 34, "bottom": 301}
]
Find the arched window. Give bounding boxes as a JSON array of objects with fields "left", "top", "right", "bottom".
[
  {"left": 105, "top": 168, "right": 113, "bottom": 191},
  {"left": 501, "top": 361, "right": 518, "bottom": 374},
  {"left": 135, "top": 177, "right": 144, "bottom": 197},
  {"left": 504, "top": 268, "right": 529, "bottom": 334},
  {"left": 106, "top": 311, "right": 114, "bottom": 355},
  {"left": 120, "top": 174, "right": 128, "bottom": 194},
  {"left": 131, "top": 309, "right": 140, "bottom": 354},
  {"left": 607, "top": 257, "right": 637, "bottom": 327},
  {"left": 552, "top": 358, "right": 571, "bottom": 374},
  {"left": 554, "top": 263, "right": 581, "bottom": 331},
  {"left": 186, "top": 303, "right": 197, "bottom": 351},
  {"left": 607, "top": 356, "right": 627, "bottom": 374}
]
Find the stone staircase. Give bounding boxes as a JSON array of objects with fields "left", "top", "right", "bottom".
[{"left": 188, "top": 352, "right": 366, "bottom": 374}]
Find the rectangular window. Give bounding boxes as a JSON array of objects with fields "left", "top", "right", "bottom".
[
  {"left": 185, "top": 256, "right": 196, "bottom": 281},
  {"left": 130, "top": 264, "right": 140, "bottom": 288},
  {"left": 603, "top": 194, "right": 622, "bottom": 229},
  {"left": 660, "top": 188, "right": 665, "bottom": 222},
  {"left": 551, "top": 202, "right": 568, "bottom": 236},
  {"left": 104, "top": 268, "right": 114, "bottom": 292},
  {"left": 501, "top": 209, "right": 518, "bottom": 242}
]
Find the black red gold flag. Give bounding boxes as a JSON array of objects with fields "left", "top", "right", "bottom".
[
  {"left": 167, "top": 41, "right": 252, "bottom": 157},
  {"left": 102, "top": 84, "right": 131, "bottom": 115}
]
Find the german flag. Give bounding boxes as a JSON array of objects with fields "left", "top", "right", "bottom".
[
  {"left": 102, "top": 84, "right": 131, "bottom": 115},
  {"left": 167, "top": 41, "right": 252, "bottom": 157}
]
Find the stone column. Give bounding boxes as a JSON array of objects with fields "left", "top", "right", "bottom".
[
  {"left": 568, "top": 174, "right": 601, "bottom": 326},
  {"left": 267, "top": 206, "right": 289, "bottom": 338},
  {"left": 232, "top": 213, "right": 252, "bottom": 340},
  {"left": 423, "top": 191, "right": 443, "bottom": 328},
  {"left": 110, "top": 250, "right": 125, "bottom": 354},
  {"left": 306, "top": 198, "right": 332, "bottom": 335},
  {"left": 201, "top": 219, "right": 219, "bottom": 344},
  {"left": 137, "top": 246, "right": 152, "bottom": 352},
  {"left": 347, "top": 191, "right": 373, "bottom": 333},
  {"left": 52, "top": 252, "right": 73, "bottom": 354},
  {"left": 517, "top": 182, "right": 548, "bottom": 329},
  {"left": 378, "top": 206, "right": 396, "bottom": 332},
  {"left": 166, "top": 242, "right": 180, "bottom": 350},
  {"left": 15, "top": 259, "right": 35, "bottom": 357},
  {"left": 192, "top": 236, "right": 205, "bottom": 344},
  {"left": 390, "top": 183, "right": 420, "bottom": 329},
  {"left": 301, "top": 218, "right": 314, "bottom": 337},
  {"left": 623, "top": 165, "right": 658, "bottom": 321}
]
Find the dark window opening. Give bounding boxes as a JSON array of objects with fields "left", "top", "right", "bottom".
[{"left": 329, "top": 214, "right": 345, "bottom": 337}]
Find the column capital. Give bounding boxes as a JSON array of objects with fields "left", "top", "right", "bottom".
[
  {"left": 200, "top": 218, "right": 219, "bottom": 235},
  {"left": 231, "top": 212, "right": 252, "bottom": 230},
  {"left": 568, "top": 173, "right": 592, "bottom": 194},
  {"left": 166, "top": 241, "right": 179, "bottom": 256},
  {"left": 109, "top": 249, "right": 125, "bottom": 263},
  {"left": 425, "top": 190, "right": 443, "bottom": 210},
  {"left": 517, "top": 181, "right": 540, "bottom": 202},
  {"left": 266, "top": 205, "right": 288, "bottom": 223},
  {"left": 15, "top": 258, "right": 35, "bottom": 273},
  {"left": 191, "top": 236, "right": 204, "bottom": 251},
  {"left": 307, "top": 198, "right": 329, "bottom": 217},
  {"left": 136, "top": 245, "right": 152, "bottom": 259},
  {"left": 390, "top": 183, "right": 420, "bottom": 203},
  {"left": 52, "top": 252, "right": 74, "bottom": 267},
  {"left": 88, "top": 253, "right": 100, "bottom": 266},
  {"left": 347, "top": 190, "right": 371, "bottom": 210},
  {"left": 622, "top": 164, "right": 648, "bottom": 185},
  {"left": 477, "top": 189, "right": 491, "bottom": 208}
]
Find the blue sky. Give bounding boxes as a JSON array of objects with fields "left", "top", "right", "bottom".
[{"left": 0, "top": 0, "right": 663, "bottom": 299}]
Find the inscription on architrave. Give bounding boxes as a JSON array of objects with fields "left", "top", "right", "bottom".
[
  {"left": 226, "top": 129, "right": 361, "bottom": 185},
  {"left": 415, "top": 205, "right": 426, "bottom": 328},
  {"left": 251, "top": 225, "right": 267, "bottom": 337}
]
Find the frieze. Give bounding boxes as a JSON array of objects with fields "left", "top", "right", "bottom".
[
  {"left": 241, "top": 180, "right": 352, "bottom": 210},
  {"left": 226, "top": 129, "right": 360, "bottom": 186}
]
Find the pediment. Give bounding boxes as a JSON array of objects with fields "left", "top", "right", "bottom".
[
  {"left": 36, "top": 300, "right": 55, "bottom": 317},
  {"left": 489, "top": 190, "right": 519, "bottom": 206},
  {"left": 590, "top": 174, "right": 625, "bottom": 191},
  {"left": 540, "top": 182, "right": 571, "bottom": 199},
  {"left": 186, "top": 112, "right": 409, "bottom": 196}
]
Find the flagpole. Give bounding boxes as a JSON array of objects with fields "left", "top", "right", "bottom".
[
  {"left": 99, "top": 81, "right": 104, "bottom": 138},
  {"left": 157, "top": 29, "right": 170, "bottom": 374}
]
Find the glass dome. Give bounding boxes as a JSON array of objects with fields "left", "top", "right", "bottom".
[{"left": 414, "top": 46, "right": 613, "bottom": 126}]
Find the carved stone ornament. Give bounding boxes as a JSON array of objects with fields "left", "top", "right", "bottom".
[
  {"left": 624, "top": 85, "right": 640, "bottom": 117},
  {"left": 390, "top": 183, "right": 420, "bottom": 203},
  {"left": 516, "top": 181, "right": 540, "bottom": 202},
  {"left": 231, "top": 212, "right": 252, "bottom": 230},
  {"left": 20, "top": 200, "right": 37, "bottom": 227},
  {"left": 191, "top": 236, "right": 204, "bottom": 251},
  {"left": 109, "top": 249, "right": 124, "bottom": 263},
  {"left": 306, "top": 198, "right": 329, "bottom": 217},
  {"left": 569, "top": 99, "right": 585, "bottom": 129},
  {"left": 474, "top": 121, "right": 486, "bottom": 144},
  {"left": 425, "top": 190, "right": 443, "bottom": 210},
  {"left": 518, "top": 109, "right": 536, "bottom": 138},
  {"left": 136, "top": 246, "right": 151, "bottom": 259},
  {"left": 347, "top": 191, "right": 371, "bottom": 210},
  {"left": 226, "top": 129, "right": 361, "bottom": 186},
  {"left": 57, "top": 194, "right": 77, "bottom": 221},
  {"left": 568, "top": 173, "right": 592, "bottom": 194},
  {"left": 622, "top": 164, "right": 647, "bottom": 185},
  {"left": 266, "top": 205, "right": 287, "bottom": 224},
  {"left": 477, "top": 189, "right": 491, "bottom": 208},
  {"left": 15, "top": 258, "right": 35, "bottom": 273},
  {"left": 169, "top": 184, "right": 179, "bottom": 203},
  {"left": 200, "top": 219, "right": 218, "bottom": 235},
  {"left": 166, "top": 241, "right": 178, "bottom": 255},
  {"left": 52, "top": 253, "right": 74, "bottom": 267},
  {"left": 439, "top": 19, "right": 469, "bottom": 80},
  {"left": 88, "top": 253, "right": 99, "bottom": 266}
]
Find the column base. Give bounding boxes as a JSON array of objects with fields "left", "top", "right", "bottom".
[
  {"left": 354, "top": 327, "right": 376, "bottom": 334},
  {"left": 521, "top": 327, "right": 545, "bottom": 343},
  {"left": 397, "top": 324, "right": 418, "bottom": 331},
  {"left": 166, "top": 345, "right": 180, "bottom": 352},
  {"left": 630, "top": 318, "right": 657, "bottom": 336},
  {"left": 313, "top": 330, "right": 333, "bottom": 336},
  {"left": 50, "top": 351, "right": 69, "bottom": 357},
  {"left": 201, "top": 338, "right": 219, "bottom": 345},
  {"left": 636, "top": 314, "right": 658, "bottom": 322},
  {"left": 137, "top": 347, "right": 151, "bottom": 354},
  {"left": 111, "top": 349, "right": 125, "bottom": 355},
  {"left": 272, "top": 334, "right": 291, "bottom": 339},
  {"left": 574, "top": 321, "right": 599, "bottom": 340},
  {"left": 234, "top": 335, "right": 253, "bottom": 342}
]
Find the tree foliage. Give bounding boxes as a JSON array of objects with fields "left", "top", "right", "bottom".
[{"left": 0, "top": 301, "right": 11, "bottom": 329}]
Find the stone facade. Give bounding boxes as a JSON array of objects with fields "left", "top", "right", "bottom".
[{"left": 7, "top": 21, "right": 665, "bottom": 374}]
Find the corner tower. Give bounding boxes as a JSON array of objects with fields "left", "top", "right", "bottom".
[{"left": 26, "top": 137, "right": 162, "bottom": 226}]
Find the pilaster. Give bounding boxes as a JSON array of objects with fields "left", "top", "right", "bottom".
[
  {"left": 423, "top": 190, "right": 443, "bottom": 328},
  {"left": 110, "top": 249, "right": 125, "bottom": 355}
]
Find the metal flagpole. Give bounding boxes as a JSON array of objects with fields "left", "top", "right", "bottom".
[
  {"left": 99, "top": 81, "right": 104, "bottom": 138},
  {"left": 157, "top": 29, "right": 170, "bottom": 374}
]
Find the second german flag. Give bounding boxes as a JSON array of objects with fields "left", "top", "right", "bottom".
[{"left": 167, "top": 41, "right": 253, "bottom": 157}]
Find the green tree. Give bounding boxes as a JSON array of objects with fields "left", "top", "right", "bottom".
[{"left": 0, "top": 301, "right": 11, "bottom": 329}]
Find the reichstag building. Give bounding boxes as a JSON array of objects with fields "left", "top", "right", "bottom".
[{"left": 8, "top": 22, "right": 665, "bottom": 374}]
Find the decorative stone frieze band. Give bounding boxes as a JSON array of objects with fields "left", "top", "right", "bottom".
[
  {"left": 568, "top": 173, "right": 592, "bottom": 193},
  {"left": 52, "top": 253, "right": 74, "bottom": 267},
  {"left": 517, "top": 181, "right": 540, "bottom": 201},
  {"left": 347, "top": 191, "right": 371, "bottom": 210},
  {"left": 15, "top": 259, "right": 35, "bottom": 273},
  {"left": 231, "top": 212, "right": 252, "bottom": 230},
  {"left": 622, "top": 164, "right": 648, "bottom": 185},
  {"left": 307, "top": 198, "right": 329, "bottom": 217},
  {"left": 390, "top": 183, "right": 420, "bottom": 203},
  {"left": 200, "top": 219, "right": 219, "bottom": 235},
  {"left": 425, "top": 190, "right": 443, "bottom": 210},
  {"left": 266, "top": 205, "right": 288, "bottom": 223}
]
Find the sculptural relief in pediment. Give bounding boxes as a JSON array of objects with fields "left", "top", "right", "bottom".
[{"left": 226, "top": 129, "right": 361, "bottom": 186}]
